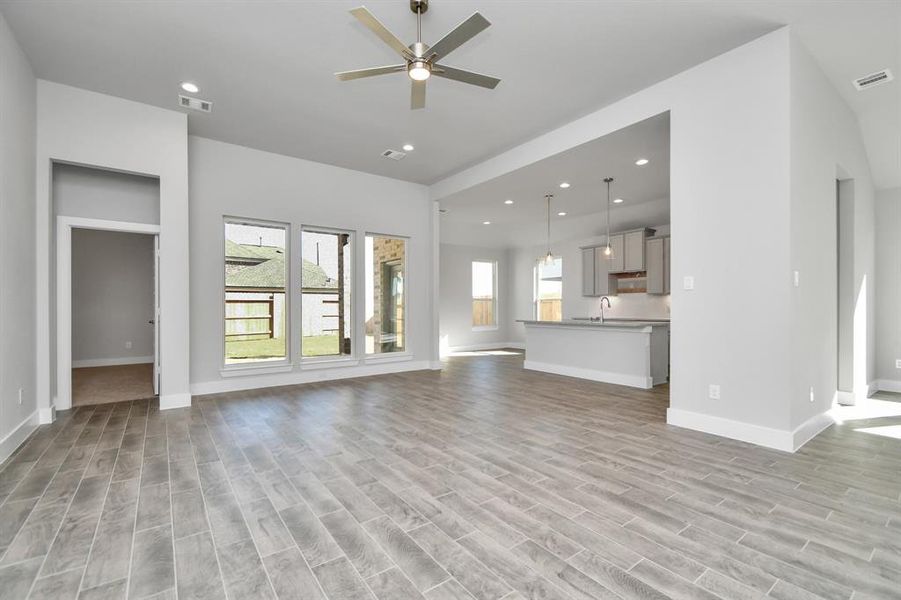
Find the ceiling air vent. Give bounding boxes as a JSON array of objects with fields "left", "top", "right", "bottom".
[
  {"left": 853, "top": 69, "right": 893, "bottom": 91},
  {"left": 178, "top": 94, "right": 213, "bottom": 113},
  {"left": 381, "top": 149, "right": 407, "bottom": 161}
]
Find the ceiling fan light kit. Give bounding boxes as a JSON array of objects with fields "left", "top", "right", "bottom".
[{"left": 335, "top": 0, "right": 501, "bottom": 109}]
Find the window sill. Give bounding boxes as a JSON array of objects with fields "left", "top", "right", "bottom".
[
  {"left": 364, "top": 352, "right": 413, "bottom": 365},
  {"left": 301, "top": 357, "right": 360, "bottom": 370},
  {"left": 472, "top": 326, "right": 499, "bottom": 332},
  {"left": 220, "top": 362, "right": 294, "bottom": 377}
]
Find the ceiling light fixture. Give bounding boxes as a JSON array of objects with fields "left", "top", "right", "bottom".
[
  {"left": 558, "top": 212, "right": 567, "bottom": 216},
  {"left": 635, "top": 158, "right": 649, "bottom": 166},
  {"left": 482, "top": 220, "right": 491, "bottom": 225},
  {"left": 603, "top": 177, "right": 614, "bottom": 258},
  {"left": 180, "top": 82, "right": 199, "bottom": 94},
  {"left": 613, "top": 198, "right": 624, "bottom": 204},
  {"left": 542, "top": 194, "right": 555, "bottom": 265},
  {"left": 504, "top": 199, "right": 514, "bottom": 205},
  {"left": 559, "top": 182, "right": 570, "bottom": 189},
  {"left": 402, "top": 143, "right": 415, "bottom": 152},
  {"left": 408, "top": 61, "right": 431, "bottom": 81}
]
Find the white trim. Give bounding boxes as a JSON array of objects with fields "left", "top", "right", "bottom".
[
  {"left": 39, "top": 406, "right": 56, "bottom": 425},
  {"left": 220, "top": 362, "right": 293, "bottom": 377},
  {"left": 442, "top": 342, "right": 525, "bottom": 354},
  {"left": 524, "top": 360, "right": 652, "bottom": 389},
  {"left": 835, "top": 390, "right": 856, "bottom": 405},
  {"left": 191, "top": 360, "right": 431, "bottom": 396},
  {"left": 876, "top": 379, "right": 901, "bottom": 393},
  {"left": 666, "top": 407, "right": 835, "bottom": 453},
  {"left": 364, "top": 352, "right": 413, "bottom": 364},
  {"left": 301, "top": 357, "right": 361, "bottom": 370},
  {"left": 56, "top": 216, "right": 161, "bottom": 411},
  {"left": 72, "top": 356, "right": 153, "bottom": 368},
  {"left": 429, "top": 361, "right": 443, "bottom": 370},
  {"left": 471, "top": 326, "right": 499, "bottom": 332},
  {"left": 0, "top": 411, "right": 39, "bottom": 465},
  {"left": 159, "top": 392, "right": 192, "bottom": 410}
]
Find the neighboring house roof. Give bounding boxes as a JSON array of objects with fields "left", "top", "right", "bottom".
[{"left": 225, "top": 242, "right": 336, "bottom": 290}]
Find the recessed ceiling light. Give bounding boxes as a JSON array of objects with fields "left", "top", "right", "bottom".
[
  {"left": 180, "top": 81, "right": 199, "bottom": 94},
  {"left": 559, "top": 182, "right": 570, "bottom": 189},
  {"left": 482, "top": 221, "right": 491, "bottom": 225},
  {"left": 557, "top": 212, "right": 567, "bottom": 216},
  {"left": 635, "top": 158, "right": 649, "bottom": 166},
  {"left": 613, "top": 198, "right": 624, "bottom": 204},
  {"left": 402, "top": 144, "right": 414, "bottom": 152},
  {"left": 504, "top": 199, "right": 514, "bottom": 205}
]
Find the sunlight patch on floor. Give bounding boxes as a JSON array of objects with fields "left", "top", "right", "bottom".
[
  {"left": 446, "top": 350, "right": 522, "bottom": 357},
  {"left": 830, "top": 397, "right": 901, "bottom": 424}
]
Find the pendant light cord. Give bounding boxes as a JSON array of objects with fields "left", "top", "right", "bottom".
[
  {"left": 546, "top": 194, "right": 553, "bottom": 258},
  {"left": 604, "top": 177, "right": 613, "bottom": 253}
]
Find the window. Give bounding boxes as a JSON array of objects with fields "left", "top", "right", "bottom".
[
  {"left": 224, "top": 220, "right": 288, "bottom": 365},
  {"left": 301, "top": 229, "right": 352, "bottom": 358},
  {"left": 472, "top": 260, "right": 497, "bottom": 328},
  {"left": 534, "top": 257, "right": 563, "bottom": 321},
  {"left": 365, "top": 235, "right": 406, "bottom": 354}
]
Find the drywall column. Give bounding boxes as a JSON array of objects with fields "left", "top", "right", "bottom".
[
  {"left": 36, "top": 81, "right": 191, "bottom": 417},
  {"left": 837, "top": 179, "right": 855, "bottom": 400}
]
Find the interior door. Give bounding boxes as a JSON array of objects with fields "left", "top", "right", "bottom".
[{"left": 153, "top": 234, "right": 160, "bottom": 396}]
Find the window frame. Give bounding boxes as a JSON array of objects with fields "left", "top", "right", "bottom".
[
  {"left": 471, "top": 259, "right": 499, "bottom": 331},
  {"left": 221, "top": 216, "right": 292, "bottom": 372},
  {"left": 364, "top": 233, "right": 410, "bottom": 359},
  {"left": 299, "top": 225, "right": 356, "bottom": 364},
  {"left": 533, "top": 256, "right": 563, "bottom": 322}
]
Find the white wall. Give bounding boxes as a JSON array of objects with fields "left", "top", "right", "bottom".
[
  {"left": 188, "top": 136, "right": 433, "bottom": 394},
  {"left": 789, "top": 36, "right": 877, "bottom": 429},
  {"left": 439, "top": 244, "right": 512, "bottom": 352},
  {"left": 0, "top": 13, "right": 37, "bottom": 461},
  {"left": 876, "top": 187, "right": 901, "bottom": 388},
  {"left": 433, "top": 29, "right": 801, "bottom": 449},
  {"left": 72, "top": 229, "right": 155, "bottom": 365},
  {"left": 54, "top": 163, "right": 160, "bottom": 224},
  {"left": 36, "top": 81, "right": 190, "bottom": 414},
  {"left": 508, "top": 226, "right": 672, "bottom": 343}
]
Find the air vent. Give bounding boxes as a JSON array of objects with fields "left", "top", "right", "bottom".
[
  {"left": 178, "top": 94, "right": 213, "bottom": 113},
  {"left": 381, "top": 149, "right": 407, "bottom": 161},
  {"left": 853, "top": 69, "right": 893, "bottom": 91}
]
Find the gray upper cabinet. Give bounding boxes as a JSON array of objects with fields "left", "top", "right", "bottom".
[
  {"left": 646, "top": 235, "right": 671, "bottom": 295},
  {"left": 608, "top": 234, "right": 625, "bottom": 273},
  {"left": 581, "top": 247, "right": 596, "bottom": 296},
  {"left": 594, "top": 246, "right": 617, "bottom": 296},
  {"left": 623, "top": 230, "right": 646, "bottom": 272}
]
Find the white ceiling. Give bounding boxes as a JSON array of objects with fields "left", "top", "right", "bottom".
[
  {"left": 1, "top": 1, "right": 897, "bottom": 187},
  {"left": 439, "top": 112, "right": 670, "bottom": 247}
]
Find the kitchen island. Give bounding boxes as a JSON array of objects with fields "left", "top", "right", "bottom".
[{"left": 517, "top": 319, "right": 669, "bottom": 389}]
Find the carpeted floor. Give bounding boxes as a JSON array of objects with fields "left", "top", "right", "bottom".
[{"left": 72, "top": 362, "right": 155, "bottom": 406}]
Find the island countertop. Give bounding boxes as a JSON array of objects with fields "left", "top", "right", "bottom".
[{"left": 516, "top": 319, "right": 669, "bottom": 331}]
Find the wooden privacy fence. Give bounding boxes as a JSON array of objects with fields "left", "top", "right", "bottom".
[
  {"left": 225, "top": 297, "right": 274, "bottom": 339},
  {"left": 472, "top": 297, "right": 495, "bottom": 326},
  {"left": 538, "top": 299, "right": 562, "bottom": 322}
]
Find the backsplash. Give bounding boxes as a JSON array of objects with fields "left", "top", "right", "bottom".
[{"left": 580, "top": 292, "right": 671, "bottom": 320}]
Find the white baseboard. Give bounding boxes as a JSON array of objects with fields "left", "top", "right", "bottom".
[
  {"left": 666, "top": 407, "right": 834, "bottom": 453},
  {"left": 191, "top": 360, "right": 433, "bottom": 396},
  {"left": 159, "top": 392, "right": 192, "bottom": 410},
  {"left": 429, "top": 361, "right": 443, "bottom": 370},
  {"left": 72, "top": 356, "right": 153, "bottom": 368},
  {"left": 442, "top": 341, "right": 525, "bottom": 355},
  {"left": 0, "top": 411, "right": 39, "bottom": 465},
  {"left": 876, "top": 379, "right": 901, "bottom": 393},
  {"left": 835, "top": 390, "right": 856, "bottom": 406},
  {"left": 524, "top": 360, "right": 651, "bottom": 389},
  {"left": 39, "top": 406, "right": 56, "bottom": 424}
]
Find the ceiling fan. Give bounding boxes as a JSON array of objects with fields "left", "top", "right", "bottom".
[{"left": 335, "top": 0, "right": 500, "bottom": 110}]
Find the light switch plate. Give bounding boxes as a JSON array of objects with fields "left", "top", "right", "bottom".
[
  {"left": 896, "top": 359, "right": 901, "bottom": 369},
  {"left": 683, "top": 276, "right": 695, "bottom": 290},
  {"left": 708, "top": 384, "right": 720, "bottom": 400}
]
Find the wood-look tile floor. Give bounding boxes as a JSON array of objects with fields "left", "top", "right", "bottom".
[{"left": 1, "top": 351, "right": 900, "bottom": 600}]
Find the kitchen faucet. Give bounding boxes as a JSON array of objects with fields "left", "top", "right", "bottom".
[{"left": 599, "top": 296, "right": 611, "bottom": 322}]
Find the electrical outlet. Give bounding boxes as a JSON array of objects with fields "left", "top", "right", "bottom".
[
  {"left": 125, "top": 341, "right": 133, "bottom": 349},
  {"left": 793, "top": 271, "right": 800, "bottom": 287},
  {"left": 708, "top": 384, "right": 721, "bottom": 400},
  {"left": 896, "top": 359, "right": 901, "bottom": 369},
  {"left": 809, "top": 386, "right": 815, "bottom": 403},
  {"left": 683, "top": 276, "right": 695, "bottom": 291},
  {"left": 18, "top": 388, "right": 23, "bottom": 406}
]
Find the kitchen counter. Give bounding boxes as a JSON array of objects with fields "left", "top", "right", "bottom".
[{"left": 518, "top": 319, "right": 669, "bottom": 389}]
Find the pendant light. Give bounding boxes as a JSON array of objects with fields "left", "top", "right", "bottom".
[
  {"left": 603, "top": 177, "right": 614, "bottom": 258},
  {"left": 542, "top": 193, "right": 554, "bottom": 265}
]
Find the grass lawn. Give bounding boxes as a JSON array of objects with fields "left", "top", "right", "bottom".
[{"left": 225, "top": 334, "right": 339, "bottom": 360}]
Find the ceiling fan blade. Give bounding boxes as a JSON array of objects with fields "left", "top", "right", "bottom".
[
  {"left": 350, "top": 7, "right": 412, "bottom": 59},
  {"left": 411, "top": 79, "right": 426, "bottom": 110},
  {"left": 335, "top": 64, "right": 406, "bottom": 81},
  {"left": 428, "top": 12, "right": 491, "bottom": 60},
  {"left": 432, "top": 65, "right": 501, "bottom": 89}
]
